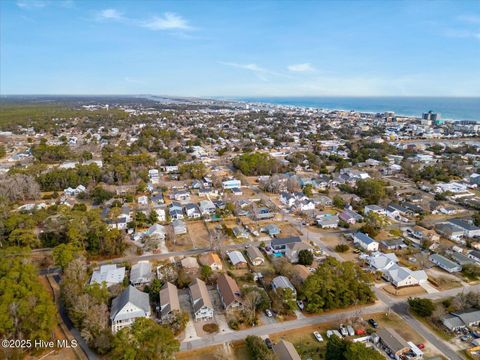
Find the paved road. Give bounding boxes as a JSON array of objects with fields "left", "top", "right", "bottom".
[
  {"left": 180, "top": 302, "right": 388, "bottom": 351},
  {"left": 392, "top": 302, "right": 463, "bottom": 360}
]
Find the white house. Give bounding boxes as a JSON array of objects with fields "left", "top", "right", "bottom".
[
  {"left": 90, "top": 264, "right": 125, "bottom": 288},
  {"left": 154, "top": 207, "right": 166, "bottom": 222},
  {"left": 148, "top": 169, "right": 160, "bottom": 184},
  {"left": 145, "top": 224, "right": 166, "bottom": 240},
  {"left": 110, "top": 285, "right": 151, "bottom": 333},
  {"left": 189, "top": 278, "right": 214, "bottom": 321},
  {"left": 199, "top": 200, "right": 216, "bottom": 215},
  {"left": 383, "top": 265, "right": 428, "bottom": 288},
  {"left": 222, "top": 179, "right": 241, "bottom": 190},
  {"left": 130, "top": 261, "right": 152, "bottom": 286},
  {"left": 353, "top": 232, "right": 379, "bottom": 252}
]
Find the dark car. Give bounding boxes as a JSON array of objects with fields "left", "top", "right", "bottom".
[
  {"left": 265, "top": 338, "right": 273, "bottom": 349},
  {"left": 368, "top": 319, "right": 378, "bottom": 328}
]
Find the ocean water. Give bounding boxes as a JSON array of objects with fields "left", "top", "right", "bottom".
[{"left": 237, "top": 97, "right": 480, "bottom": 121}]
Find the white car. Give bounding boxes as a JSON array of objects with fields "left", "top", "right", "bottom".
[
  {"left": 265, "top": 309, "right": 273, "bottom": 318},
  {"left": 296, "top": 300, "right": 305, "bottom": 310},
  {"left": 347, "top": 325, "right": 355, "bottom": 337},
  {"left": 313, "top": 331, "right": 324, "bottom": 342},
  {"left": 326, "top": 330, "right": 334, "bottom": 338},
  {"left": 339, "top": 324, "right": 348, "bottom": 337}
]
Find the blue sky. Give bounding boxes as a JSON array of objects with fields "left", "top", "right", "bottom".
[{"left": 1, "top": 0, "right": 479, "bottom": 96}]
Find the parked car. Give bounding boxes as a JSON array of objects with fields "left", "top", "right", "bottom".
[
  {"left": 265, "top": 338, "right": 273, "bottom": 349},
  {"left": 368, "top": 319, "right": 378, "bottom": 328},
  {"left": 296, "top": 300, "right": 305, "bottom": 310},
  {"left": 347, "top": 325, "right": 355, "bottom": 337},
  {"left": 355, "top": 329, "right": 366, "bottom": 335},
  {"left": 313, "top": 331, "right": 324, "bottom": 342},
  {"left": 333, "top": 330, "right": 343, "bottom": 338},
  {"left": 339, "top": 324, "right": 348, "bottom": 337},
  {"left": 326, "top": 330, "right": 334, "bottom": 338},
  {"left": 265, "top": 309, "right": 273, "bottom": 318}
]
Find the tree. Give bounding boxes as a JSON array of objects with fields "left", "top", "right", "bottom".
[
  {"left": 408, "top": 297, "right": 435, "bottom": 317},
  {"left": 7, "top": 228, "right": 40, "bottom": 248},
  {"left": 335, "top": 244, "right": 349, "bottom": 253},
  {"left": 0, "top": 248, "right": 56, "bottom": 356},
  {"left": 233, "top": 152, "right": 283, "bottom": 176},
  {"left": 326, "top": 335, "right": 347, "bottom": 360},
  {"left": 200, "top": 265, "right": 213, "bottom": 283},
  {"left": 474, "top": 212, "right": 480, "bottom": 227},
  {"left": 303, "top": 257, "right": 375, "bottom": 313},
  {"left": 245, "top": 335, "right": 275, "bottom": 360},
  {"left": 355, "top": 179, "right": 386, "bottom": 204},
  {"left": 303, "top": 184, "right": 314, "bottom": 197},
  {"left": 298, "top": 249, "right": 313, "bottom": 265},
  {"left": 111, "top": 318, "right": 179, "bottom": 360},
  {"left": 53, "top": 243, "right": 81, "bottom": 270},
  {"left": 463, "top": 264, "right": 480, "bottom": 280},
  {"left": 344, "top": 341, "right": 384, "bottom": 360},
  {"left": 333, "top": 195, "right": 346, "bottom": 208},
  {"left": 148, "top": 209, "right": 158, "bottom": 225}
]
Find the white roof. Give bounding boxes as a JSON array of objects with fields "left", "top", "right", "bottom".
[
  {"left": 130, "top": 261, "right": 152, "bottom": 283},
  {"left": 90, "top": 264, "right": 125, "bottom": 286},
  {"left": 228, "top": 250, "right": 247, "bottom": 265}
]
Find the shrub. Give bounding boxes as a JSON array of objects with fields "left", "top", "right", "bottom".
[
  {"left": 335, "top": 244, "right": 349, "bottom": 253},
  {"left": 408, "top": 297, "right": 435, "bottom": 317}
]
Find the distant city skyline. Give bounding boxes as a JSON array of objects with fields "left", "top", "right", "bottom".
[{"left": 1, "top": 0, "right": 480, "bottom": 97}]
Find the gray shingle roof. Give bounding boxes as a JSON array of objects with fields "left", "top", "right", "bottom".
[{"left": 110, "top": 285, "right": 150, "bottom": 321}]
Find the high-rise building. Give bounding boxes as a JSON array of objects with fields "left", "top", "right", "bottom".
[{"left": 422, "top": 110, "right": 438, "bottom": 121}]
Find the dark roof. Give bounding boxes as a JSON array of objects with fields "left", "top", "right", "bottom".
[{"left": 271, "top": 236, "right": 302, "bottom": 247}]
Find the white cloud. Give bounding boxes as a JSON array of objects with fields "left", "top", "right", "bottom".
[
  {"left": 96, "top": 8, "right": 124, "bottom": 21},
  {"left": 457, "top": 15, "right": 480, "bottom": 24},
  {"left": 444, "top": 28, "right": 480, "bottom": 40},
  {"left": 219, "top": 61, "right": 291, "bottom": 81},
  {"left": 16, "top": 0, "right": 47, "bottom": 9},
  {"left": 141, "top": 12, "right": 192, "bottom": 30},
  {"left": 287, "top": 63, "right": 316, "bottom": 72}
]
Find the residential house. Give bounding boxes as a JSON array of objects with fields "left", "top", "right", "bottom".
[
  {"left": 145, "top": 224, "right": 166, "bottom": 240},
  {"left": 184, "top": 203, "right": 201, "bottom": 219},
  {"left": 159, "top": 282, "right": 180, "bottom": 322},
  {"left": 295, "top": 198, "right": 315, "bottom": 212},
  {"left": 285, "top": 242, "right": 312, "bottom": 263},
  {"left": 293, "top": 264, "right": 311, "bottom": 283},
  {"left": 448, "top": 219, "right": 480, "bottom": 238},
  {"left": 368, "top": 252, "right": 398, "bottom": 272},
  {"left": 380, "top": 238, "right": 407, "bottom": 251},
  {"left": 316, "top": 212, "right": 339, "bottom": 229},
  {"left": 199, "top": 253, "right": 223, "bottom": 271},
  {"left": 246, "top": 247, "right": 265, "bottom": 266},
  {"left": 353, "top": 232, "right": 379, "bottom": 252},
  {"left": 90, "top": 264, "right": 125, "bottom": 288},
  {"left": 339, "top": 209, "right": 363, "bottom": 224},
  {"left": 364, "top": 205, "right": 387, "bottom": 216},
  {"left": 232, "top": 226, "right": 249, "bottom": 239},
  {"left": 261, "top": 224, "right": 280, "bottom": 237},
  {"left": 151, "top": 193, "right": 164, "bottom": 205},
  {"left": 199, "top": 200, "right": 216, "bottom": 215},
  {"left": 377, "top": 328, "right": 410, "bottom": 360},
  {"left": 189, "top": 278, "right": 214, "bottom": 321},
  {"left": 429, "top": 254, "right": 462, "bottom": 273},
  {"left": 217, "top": 273, "right": 243, "bottom": 310},
  {"left": 442, "top": 309, "right": 480, "bottom": 332},
  {"left": 272, "top": 276, "right": 297, "bottom": 298},
  {"left": 110, "top": 285, "right": 151, "bottom": 333},
  {"left": 273, "top": 339, "right": 301, "bottom": 360},
  {"left": 227, "top": 251, "right": 248, "bottom": 268},
  {"left": 130, "top": 261, "right": 152, "bottom": 286},
  {"left": 222, "top": 179, "right": 241, "bottom": 190},
  {"left": 468, "top": 250, "right": 480, "bottom": 263},
  {"left": 168, "top": 202, "right": 184, "bottom": 220},
  {"left": 435, "top": 223, "right": 465, "bottom": 242},
  {"left": 137, "top": 195, "right": 149, "bottom": 206},
  {"left": 253, "top": 207, "right": 275, "bottom": 220},
  {"left": 172, "top": 219, "right": 187, "bottom": 235},
  {"left": 154, "top": 206, "right": 166, "bottom": 222},
  {"left": 271, "top": 236, "right": 302, "bottom": 254},
  {"left": 383, "top": 265, "right": 428, "bottom": 288}
]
